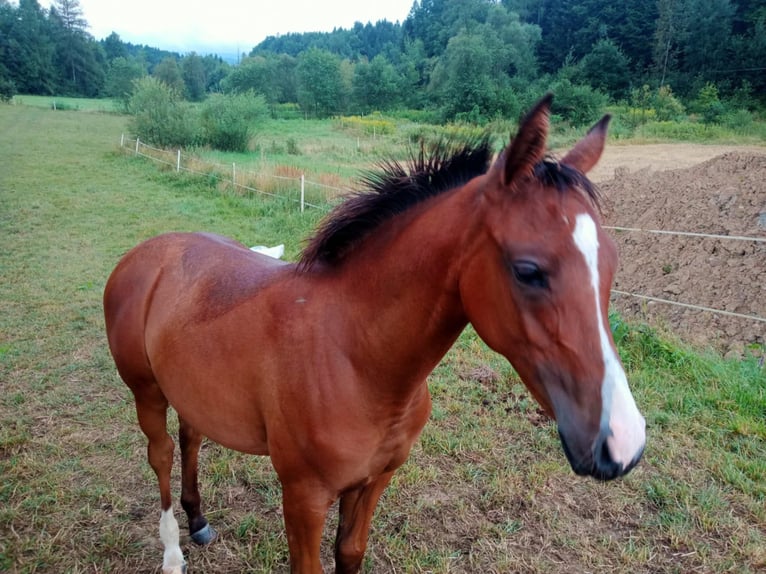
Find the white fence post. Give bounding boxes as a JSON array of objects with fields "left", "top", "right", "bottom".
[
  {"left": 120, "top": 133, "right": 124, "bottom": 147},
  {"left": 300, "top": 174, "right": 305, "bottom": 213},
  {"left": 135, "top": 138, "right": 140, "bottom": 155},
  {"left": 232, "top": 163, "right": 236, "bottom": 188},
  {"left": 177, "top": 149, "right": 181, "bottom": 172}
]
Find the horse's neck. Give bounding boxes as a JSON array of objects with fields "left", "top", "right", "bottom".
[{"left": 329, "top": 187, "right": 479, "bottom": 390}]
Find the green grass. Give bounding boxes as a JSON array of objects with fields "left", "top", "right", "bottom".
[
  {"left": 10, "top": 94, "right": 122, "bottom": 112},
  {"left": 1, "top": 101, "right": 765, "bottom": 573}
]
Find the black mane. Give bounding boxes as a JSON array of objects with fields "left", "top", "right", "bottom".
[
  {"left": 298, "top": 140, "right": 602, "bottom": 270},
  {"left": 533, "top": 158, "right": 602, "bottom": 206},
  {"left": 299, "top": 137, "right": 494, "bottom": 269}
]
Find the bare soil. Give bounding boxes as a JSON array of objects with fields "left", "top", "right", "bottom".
[{"left": 587, "top": 144, "right": 766, "bottom": 355}]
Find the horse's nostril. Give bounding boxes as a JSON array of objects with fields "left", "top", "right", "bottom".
[
  {"left": 597, "top": 435, "right": 612, "bottom": 465},
  {"left": 590, "top": 433, "right": 622, "bottom": 481}
]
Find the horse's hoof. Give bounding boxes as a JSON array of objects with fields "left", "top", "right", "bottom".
[
  {"left": 190, "top": 523, "right": 217, "bottom": 545},
  {"left": 162, "top": 564, "right": 186, "bottom": 574}
]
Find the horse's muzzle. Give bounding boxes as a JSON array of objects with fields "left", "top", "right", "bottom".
[{"left": 559, "top": 428, "right": 645, "bottom": 481}]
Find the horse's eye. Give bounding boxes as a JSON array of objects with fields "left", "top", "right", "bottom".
[{"left": 512, "top": 261, "right": 548, "bottom": 289}]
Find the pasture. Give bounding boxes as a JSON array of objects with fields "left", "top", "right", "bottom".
[{"left": 1, "top": 103, "right": 764, "bottom": 573}]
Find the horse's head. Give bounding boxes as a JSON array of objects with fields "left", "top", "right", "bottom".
[{"left": 461, "top": 94, "right": 645, "bottom": 480}]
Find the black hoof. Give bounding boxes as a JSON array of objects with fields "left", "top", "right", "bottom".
[{"left": 190, "top": 523, "right": 217, "bottom": 545}]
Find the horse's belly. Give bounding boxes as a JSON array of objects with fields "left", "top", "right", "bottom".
[{"left": 153, "top": 362, "right": 272, "bottom": 456}]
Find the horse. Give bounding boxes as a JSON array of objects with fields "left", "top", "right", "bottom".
[{"left": 103, "top": 94, "right": 645, "bottom": 574}]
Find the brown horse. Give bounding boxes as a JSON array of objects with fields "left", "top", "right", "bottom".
[{"left": 103, "top": 95, "right": 645, "bottom": 574}]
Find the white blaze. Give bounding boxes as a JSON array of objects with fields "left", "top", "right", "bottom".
[
  {"left": 572, "top": 213, "right": 646, "bottom": 468},
  {"left": 159, "top": 509, "right": 186, "bottom": 574}
]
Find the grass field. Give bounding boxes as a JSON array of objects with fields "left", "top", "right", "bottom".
[{"left": 1, "top": 102, "right": 764, "bottom": 573}]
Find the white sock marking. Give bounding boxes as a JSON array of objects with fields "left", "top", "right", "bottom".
[
  {"left": 572, "top": 213, "right": 646, "bottom": 468},
  {"left": 159, "top": 509, "right": 185, "bottom": 573}
]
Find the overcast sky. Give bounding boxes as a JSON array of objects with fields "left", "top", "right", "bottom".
[{"left": 37, "top": 0, "right": 415, "bottom": 55}]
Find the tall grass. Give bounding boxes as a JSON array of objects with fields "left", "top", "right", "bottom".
[{"left": 1, "top": 102, "right": 764, "bottom": 573}]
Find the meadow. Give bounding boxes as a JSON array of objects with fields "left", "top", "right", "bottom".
[{"left": 0, "top": 102, "right": 764, "bottom": 573}]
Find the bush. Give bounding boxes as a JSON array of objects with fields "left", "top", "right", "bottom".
[
  {"left": 652, "top": 86, "right": 685, "bottom": 121},
  {"left": 199, "top": 91, "right": 268, "bottom": 152},
  {"left": 127, "top": 77, "right": 199, "bottom": 148},
  {"left": 549, "top": 79, "right": 609, "bottom": 127},
  {"left": 693, "top": 83, "right": 727, "bottom": 125},
  {"left": 722, "top": 108, "right": 755, "bottom": 134},
  {"left": 286, "top": 137, "right": 300, "bottom": 155},
  {"left": 0, "top": 76, "right": 17, "bottom": 102},
  {"left": 621, "top": 106, "right": 658, "bottom": 129}
]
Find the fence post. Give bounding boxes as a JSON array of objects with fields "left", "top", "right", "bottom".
[
  {"left": 232, "top": 163, "right": 236, "bottom": 189},
  {"left": 135, "top": 138, "right": 139, "bottom": 155},
  {"left": 300, "top": 174, "right": 305, "bottom": 213},
  {"left": 120, "top": 133, "right": 124, "bottom": 147},
  {"left": 176, "top": 149, "right": 181, "bottom": 172}
]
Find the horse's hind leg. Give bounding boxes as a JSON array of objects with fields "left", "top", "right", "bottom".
[
  {"left": 133, "top": 386, "right": 186, "bottom": 574},
  {"left": 178, "top": 416, "right": 217, "bottom": 545}
]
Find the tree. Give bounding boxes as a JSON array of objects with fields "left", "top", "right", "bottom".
[
  {"left": 397, "top": 38, "right": 433, "bottom": 109},
  {"left": 352, "top": 54, "right": 401, "bottom": 113},
  {"left": 200, "top": 54, "right": 228, "bottom": 94},
  {"left": 678, "top": 0, "right": 735, "bottom": 91},
  {"left": 549, "top": 77, "right": 609, "bottom": 126},
  {"left": 48, "top": 0, "right": 104, "bottom": 95},
  {"left": 104, "top": 56, "right": 145, "bottom": 108},
  {"left": 578, "top": 38, "right": 631, "bottom": 100},
  {"left": 533, "top": 0, "right": 656, "bottom": 75},
  {"left": 127, "top": 76, "right": 198, "bottom": 147},
  {"left": 484, "top": 4, "right": 541, "bottom": 81},
  {"left": 5, "top": 0, "right": 56, "bottom": 94},
  {"left": 653, "top": 0, "right": 682, "bottom": 87},
  {"left": 222, "top": 56, "right": 279, "bottom": 101},
  {"left": 152, "top": 56, "right": 184, "bottom": 93},
  {"left": 181, "top": 52, "right": 206, "bottom": 102},
  {"left": 102, "top": 31, "right": 127, "bottom": 62},
  {"left": 296, "top": 48, "right": 346, "bottom": 117},
  {"left": 429, "top": 31, "right": 497, "bottom": 120},
  {"left": 273, "top": 54, "right": 298, "bottom": 103},
  {"left": 199, "top": 91, "right": 269, "bottom": 151},
  {"left": 52, "top": 0, "right": 86, "bottom": 31}
]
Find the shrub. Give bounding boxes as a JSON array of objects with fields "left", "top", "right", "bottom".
[
  {"left": 652, "top": 86, "right": 685, "bottom": 121},
  {"left": 127, "top": 77, "right": 199, "bottom": 148},
  {"left": 622, "top": 106, "right": 658, "bottom": 129},
  {"left": 548, "top": 79, "right": 609, "bottom": 127},
  {"left": 286, "top": 137, "right": 301, "bottom": 155},
  {"left": 0, "top": 76, "right": 17, "bottom": 102},
  {"left": 722, "top": 109, "right": 755, "bottom": 134},
  {"left": 693, "top": 83, "right": 727, "bottom": 125},
  {"left": 199, "top": 91, "right": 269, "bottom": 152}
]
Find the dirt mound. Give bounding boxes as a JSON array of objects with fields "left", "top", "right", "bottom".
[{"left": 600, "top": 152, "right": 766, "bottom": 355}]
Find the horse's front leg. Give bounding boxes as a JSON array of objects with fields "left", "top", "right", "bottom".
[
  {"left": 282, "top": 481, "right": 335, "bottom": 574},
  {"left": 334, "top": 471, "right": 395, "bottom": 574}
]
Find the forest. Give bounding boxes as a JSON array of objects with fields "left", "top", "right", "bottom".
[{"left": 2, "top": 0, "right": 765, "bottom": 125}]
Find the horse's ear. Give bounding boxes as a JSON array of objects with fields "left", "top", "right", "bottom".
[
  {"left": 501, "top": 93, "right": 553, "bottom": 186},
  {"left": 560, "top": 114, "right": 611, "bottom": 174}
]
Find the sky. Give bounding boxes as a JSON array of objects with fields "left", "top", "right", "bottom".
[{"left": 37, "top": 0, "right": 416, "bottom": 57}]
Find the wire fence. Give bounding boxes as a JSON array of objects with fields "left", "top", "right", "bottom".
[
  {"left": 119, "top": 136, "right": 766, "bottom": 327},
  {"left": 121, "top": 135, "right": 344, "bottom": 213}
]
